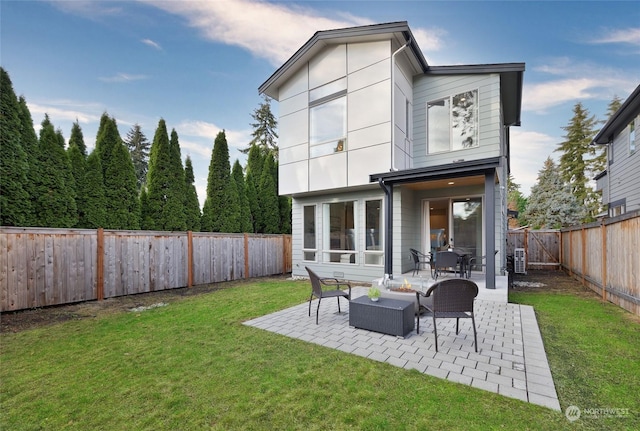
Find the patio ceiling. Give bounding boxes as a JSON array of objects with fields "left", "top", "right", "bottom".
[{"left": 403, "top": 175, "right": 486, "bottom": 191}]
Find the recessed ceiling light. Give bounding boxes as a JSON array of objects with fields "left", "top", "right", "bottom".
[{"left": 448, "top": 181, "right": 455, "bottom": 185}]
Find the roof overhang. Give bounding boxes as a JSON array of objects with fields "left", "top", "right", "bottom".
[
  {"left": 593, "top": 84, "right": 640, "bottom": 145},
  {"left": 428, "top": 63, "right": 525, "bottom": 127},
  {"left": 370, "top": 157, "right": 502, "bottom": 186},
  {"left": 259, "top": 21, "right": 429, "bottom": 100}
]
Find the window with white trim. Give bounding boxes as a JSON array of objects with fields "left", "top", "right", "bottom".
[
  {"left": 364, "top": 199, "right": 383, "bottom": 266},
  {"left": 309, "top": 78, "right": 347, "bottom": 158},
  {"left": 427, "top": 89, "right": 478, "bottom": 153},
  {"left": 323, "top": 201, "right": 356, "bottom": 264},
  {"left": 303, "top": 205, "right": 316, "bottom": 261}
]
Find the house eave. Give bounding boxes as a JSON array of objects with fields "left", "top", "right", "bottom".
[
  {"left": 370, "top": 157, "right": 502, "bottom": 185},
  {"left": 593, "top": 84, "right": 640, "bottom": 145},
  {"left": 258, "top": 21, "right": 429, "bottom": 100}
]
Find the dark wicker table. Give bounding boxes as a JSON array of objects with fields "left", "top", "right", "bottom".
[{"left": 349, "top": 296, "right": 414, "bottom": 337}]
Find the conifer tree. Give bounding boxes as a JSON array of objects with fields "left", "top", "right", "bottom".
[
  {"left": 202, "top": 131, "right": 232, "bottom": 232},
  {"left": 507, "top": 174, "right": 527, "bottom": 228},
  {"left": 555, "top": 102, "right": 600, "bottom": 222},
  {"left": 258, "top": 153, "right": 280, "bottom": 233},
  {"left": 17, "top": 96, "right": 40, "bottom": 225},
  {"left": 245, "top": 144, "right": 264, "bottom": 232},
  {"left": 125, "top": 124, "right": 150, "bottom": 191},
  {"left": 219, "top": 171, "right": 241, "bottom": 233},
  {"left": 242, "top": 95, "right": 278, "bottom": 157},
  {"left": 522, "top": 157, "right": 584, "bottom": 229},
  {"left": 184, "top": 156, "right": 201, "bottom": 232},
  {"left": 33, "top": 115, "right": 77, "bottom": 227},
  {"left": 98, "top": 116, "right": 140, "bottom": 229},
  {"left": 145, "top": 120, "right": 186, "bottom": 231},
  {"left": 67, "top": 141, "right": 86, "bottom": 227},
  {"left": 69, "top": 121, "right": 87, "bottom": 157},
  {"left": 232, "top": 159, "right": 252, "bottom": 232},
  {"left": 139, "top": 187, "right": 153, "bottom": 230},
  {"left": 0, "top": 67, "right": 31, "bottom": 226},
  {"left": 78, "top": 151, "right": 107, "bottom": 228}
]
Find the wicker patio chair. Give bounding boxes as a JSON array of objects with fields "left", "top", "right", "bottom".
[
  {"left": 433, "top": 251, "right": 462, "bottom": 279},
  {"left": 415, "top": 278, "right": 479, "bottom": 352},
  {"left": 305, "top": 267, "right": 351, "bottom": 324},
  {"left": 409, "top": 248, "right": 432, "bottom": 277},
  {"left": 467, "top": 250, "right": 499, "bottom": 278}
]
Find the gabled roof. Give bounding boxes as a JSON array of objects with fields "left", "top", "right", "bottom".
[
  {"left": 593, "top": 84, "right": 640, "bottom": 145},
  {"left": 258, "top": 21, "right": 525, "bottom": 126},
  {"left": 259, "top": 21, "right": 428, "bottom": 100}
]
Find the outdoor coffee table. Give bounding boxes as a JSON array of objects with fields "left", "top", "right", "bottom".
[{"left": 349, "top": 296, "right": 414, "bottom": 337}]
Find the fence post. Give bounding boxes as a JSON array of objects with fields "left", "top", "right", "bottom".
[
  {"left": 244, "top": 233, "right": 249, "bottom": 279},
  {"left": 96, "top": 228, "right": 104, "bottom": 300},
  {"left": 581, "top": 226, "right": 586, "bottom": 286},
  {"left": 601, "top": 220, "right": 607, "bottom": 301},
  {"left": 523, "top": 228, "right": 529, "bottom": 272},
  {"left": 187, "top": 231, "right": 193, "bottom": 288}
]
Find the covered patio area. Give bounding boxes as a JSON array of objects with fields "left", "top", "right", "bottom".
[{"left": 244, "top": 284, "right": 560, "bottom": 411}]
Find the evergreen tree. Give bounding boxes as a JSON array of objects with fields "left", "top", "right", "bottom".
[
  {"left": 33, "top": 115, "right": 77, "bottom": 227},
  {"left": 17, "top": 95, "right": 39, "bottom": 225},
  {"left": 69, "top": 121, "right": 87, "bottom": 157},
  {"left": 554, "top": 102, "right": 600, "bottom": 222},
  {"left": 232, "top": 159, "right": 252, "bottom": 232},
  {"left": 145, "top": 120, "right": 186, "bottom": 231},
  {"left": 241, "top": 95, "right": 278, "bottom": 157},
  {"left": 78, "top": 151, "right": 107, "bottom": 228},
  {"left": 125, "top": 124, "right": 151, "bottom": 191},
  {"left": 245, "top": 144, "right": 264, "bottom": 232},
  {"left": 202, "top": 131, "right": 232, "bottom": 232},
  {"left": 139, "top": 187, "right": 153, "bottom": 230},
  {"left": 279, "top": 195, "right": 292, "bottom": 234},
  {"left": 98, "top": 116, "right": 140, "bottom": 229},
  {"left": 219, "top": 171, "right": 241, "bottom": 233},
  {"left": 258, "top": 153, "right": 280, "bottom": 233},
  {"left": 184, "top": 156, "right": 201, "bottom": 232},
  {"left": 67, "top": 141, "right": 86, "bottom": 227},
  {"left": 507, "top": 174, "right": 527, "bottom": 228},
  {"left": 0, "top": 67, "right": 31, "bottom": 226},
  {"left": 522, "top": 157, "right": 584, "bottom": 229},
  {"left": 605, "top": 95, "right": 623, "bottom": 120}
]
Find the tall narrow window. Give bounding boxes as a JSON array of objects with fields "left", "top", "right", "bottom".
[
  {"left": 309, "top": 78, "right": 347, "bottom": 158},
  {"left": 364, "top": 199, "right": 383, "bottom": 266},
  {"left": 303, "top": 205, "right": 316, "bottom": 261},
  {"left": 630, "top": 117, "right": 636, "bottom": 154},
  {"left": 323, "top": 201, "right": 356, "bottom": 264},
  {"left": 428, "top": 89, "right": 478, "bottom": 153}
]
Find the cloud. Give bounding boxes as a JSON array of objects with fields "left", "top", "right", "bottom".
[
  {"left": 141, "top": 38, "right": 162, "bottom": 50},
  {"left": 523, "top": 58, "right": 637, "bottom": 112},
  {"left": 48, "top": 0, "right": 123, "bottom": 18},
  {"left": 589, "top": 27, "right": 640, "bottom": 46},
  {"left": 141, "top": 0, "right": 441, "bottom": 66},
  {"left": 177, "top": 120, "right": 251, "bottom": 151},
  {"left": 509, "top": 129, "right": 561, "bottom": 196},
  {"left": 98, "top": 73, "right": 148, "bottom": 83},
  {"left": 27, "top": 100, "right": 103, "bottom": 125}
]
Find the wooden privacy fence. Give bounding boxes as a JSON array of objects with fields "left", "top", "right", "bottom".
[
  {"left": 561, "top": 211, "right": 639, "bottom": 316},
  {"left": 0, "top": 227, "right": 292, "bottom": 312},
  {"left": 507, "top": 229, "right": 561, "bottom": 270}
]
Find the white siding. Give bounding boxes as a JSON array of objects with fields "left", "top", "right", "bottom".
[
  {"left": 309, "top": 44, "right": 346, "bottom": 89},
  {"left": 309, "top": 152, "right": 348, "bottom": 191},
  {"left": 413, "top": 74, "right": 502, "bottom": 168}
]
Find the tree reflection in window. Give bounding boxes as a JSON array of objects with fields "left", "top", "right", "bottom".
[{"left": 452, "top": 90, "right": 477, "bottom": 150}]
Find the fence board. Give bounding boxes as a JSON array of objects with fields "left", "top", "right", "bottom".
[{"left": 1, "top": 228, "right": 292, "bottom": 312}]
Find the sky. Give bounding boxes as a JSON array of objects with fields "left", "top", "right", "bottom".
[{"left": 2, "top": 0, "right": 639, "bottom": 205}]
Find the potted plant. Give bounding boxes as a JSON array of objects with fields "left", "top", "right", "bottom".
[{"left": 368, "top": 286, "right": 381, "bottom": 302}]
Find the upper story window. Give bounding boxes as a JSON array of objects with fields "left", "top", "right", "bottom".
[
  {"left": 427, "top": 89, "right": 478, "bottom": 154},
  {"left": 309, "top": 78, "right": 347, "bottom": 158},
  {"left": 630, "top": 116, "right": 637, "bottom": 155}
]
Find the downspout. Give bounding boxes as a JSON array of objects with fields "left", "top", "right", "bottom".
[
  {"left": 378, "top": 178, "right": 394, "bottom": 279},
  {"left": 390, "top": 37, "right": 411, "bottom": 172}
]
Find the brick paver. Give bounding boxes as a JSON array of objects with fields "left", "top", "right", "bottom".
[{"left": 244, "top": 286, "right": 561, "bottom": 411}]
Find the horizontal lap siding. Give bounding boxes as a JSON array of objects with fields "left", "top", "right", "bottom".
[{"left": 1, "top": 228, "right": 291, "bottom": 312}]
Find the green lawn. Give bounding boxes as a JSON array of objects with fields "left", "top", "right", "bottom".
[{"left": 1, "top": 278, "right": 637, "bottom": 430}]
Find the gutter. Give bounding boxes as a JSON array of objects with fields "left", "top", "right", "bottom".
[{"left": 390, "top": 37, "right": 411, "bottom": 171}]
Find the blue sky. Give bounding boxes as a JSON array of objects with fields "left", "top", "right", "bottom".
[{"left": 2, "top": 1, "right": 639, "bottom": 205}]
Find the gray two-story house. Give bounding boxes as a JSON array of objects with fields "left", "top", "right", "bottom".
[
  {"left": 259, "top": 22, "right": 524, "bottom": 289},
  {"left": 594, "top": 84, "right": 640, "bottom": 217}
]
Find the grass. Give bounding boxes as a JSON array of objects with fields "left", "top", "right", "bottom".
[{"left": 1, "top": 278, "right": 637, "bottom": 430}]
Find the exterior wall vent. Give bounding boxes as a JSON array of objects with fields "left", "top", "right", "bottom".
[{"left": 514, "top": 248, "right": 526, "bottom": 274}]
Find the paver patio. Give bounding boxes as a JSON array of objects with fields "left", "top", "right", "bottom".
[{"left": 244, "top": 283, "right": 560, "bottom": 411}]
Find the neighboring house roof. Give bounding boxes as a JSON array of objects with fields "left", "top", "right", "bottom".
[
  {"left": 259, "top": 21, "right": 524, "bottom": 126},
  {"left": 593, "top": 84, "right": 640, "bottom": 145}
]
